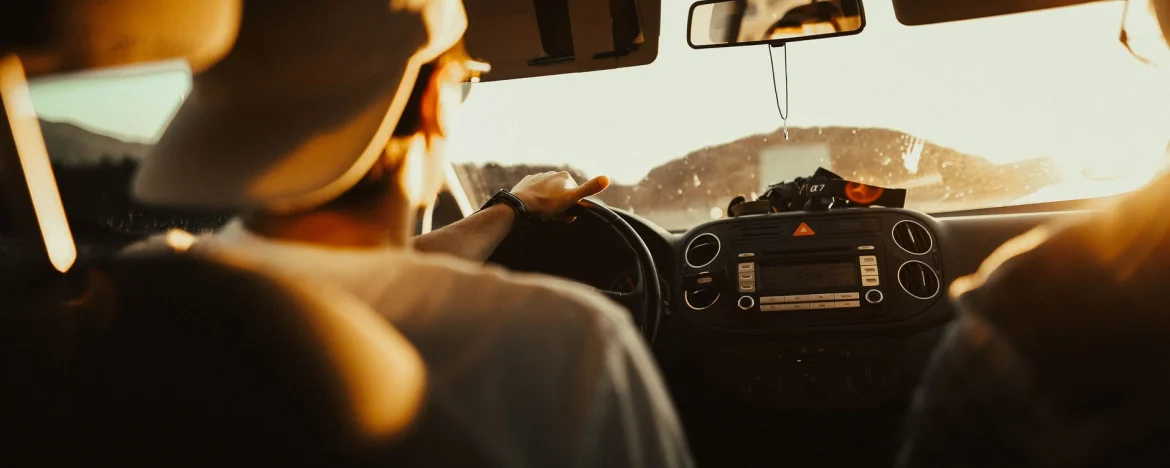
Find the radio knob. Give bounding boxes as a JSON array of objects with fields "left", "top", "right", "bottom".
[
  {"left": 865, "top": 289, "right": 884, "bottom": 304},
  {"left": 738, "top": 295, "right": 756, "bottom": 310}
]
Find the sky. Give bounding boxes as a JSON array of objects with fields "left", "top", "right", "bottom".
[
  {"left": 28, "top": 0, "right": 1170, "bottom": 189},
  {"left": 447, "top": 0, "right": 1170, "bottom": 184},
  {"left": 30, "top": 61, "right": 191, "bottom": 143}
]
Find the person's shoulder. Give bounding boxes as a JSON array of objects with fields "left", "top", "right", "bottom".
[
  {"left": 392, "top": 251, "right": 632, "bottom": 330},
  {"left": 390, "top": 252, "right": 644, "bottom": 390},
  {"left": 411, "top": 251, "right": 625, "bottom": 314}
]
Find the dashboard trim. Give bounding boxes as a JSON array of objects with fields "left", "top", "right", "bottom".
[
  {"left": 891, "top": 219, "right": 934, "bottom": 256},
  {"left": 896, "top": 260, "right": 941, "bottom": 300},
  {"left": 684, "top": 290, "right": 720, "bottom": 311},
  {"left": 684, "top": 232, "right": 721, "bottom": 269}
]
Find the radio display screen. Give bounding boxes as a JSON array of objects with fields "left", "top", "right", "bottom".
[{"left": 759, "top": 263, "right": 856, "bottom": 291}]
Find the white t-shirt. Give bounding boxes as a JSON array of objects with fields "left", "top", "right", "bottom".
[{"left": 193, "top": 220, "right": 694, "bottom": 468}]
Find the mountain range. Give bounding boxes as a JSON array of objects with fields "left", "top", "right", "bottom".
[
  {"left": 40, "top": 118, "right": 1058, "bottom": 231},
  {"left": 39, "top": 120, "right": 153, "bottom": 166},
  {"left": 459, "top": 126, "right": 1058, "bottom": 226}
]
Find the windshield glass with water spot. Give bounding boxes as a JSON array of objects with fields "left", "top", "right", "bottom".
[{"left": 25, "top": 1, "right": 1170, "bottom": 235}]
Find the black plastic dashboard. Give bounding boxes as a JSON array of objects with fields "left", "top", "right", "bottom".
[
  {"left": 624, "top": 205, "right": 1085, "bottom": 466},
  {"left": 674, "top": 209, "right": 947, "bottom": 331},
  {"left": 492, "top": 201, "right": 1089, "bottom": 466}
]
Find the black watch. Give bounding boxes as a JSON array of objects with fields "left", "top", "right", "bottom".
[{"left": 481, "top": 189, "right": 531, "bottom": 229}]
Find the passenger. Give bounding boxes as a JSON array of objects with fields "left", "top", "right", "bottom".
[
  {"left": 130, "top": 0, "right": 693, "bottom": 467},
  {"left": 898, "top": 174, "right": 1170, "bottom": 467}
]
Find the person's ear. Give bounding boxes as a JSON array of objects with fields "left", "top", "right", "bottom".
[
  {"left": 401, "top": 61, "right": 462, "bottom": 209},
  {"left": 394, "top": 134, "right": 432, "bottom": 207},
  {"left": 419, "top": 61, "right": 465, "bottom": 140}
]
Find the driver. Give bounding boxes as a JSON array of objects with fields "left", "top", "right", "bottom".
[{"left": 129, "top": 1, "right": 693, "bottom": 466}]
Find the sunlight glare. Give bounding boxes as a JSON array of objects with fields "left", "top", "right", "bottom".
[{"left": 1, "top": 55, "right": 77, "bottom": 273}]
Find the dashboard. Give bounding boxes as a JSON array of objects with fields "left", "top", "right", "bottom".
[
  {"left": 489, "top": 202, "right": 1081, "bottom": 466},
  {"left": 645, "top": 209, "right": 954, "bottom": 422},
  {"left": 676, "top": 210, "right": 944, "bottom": 330}
]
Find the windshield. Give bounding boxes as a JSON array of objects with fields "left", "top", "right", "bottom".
[
  {"left": 26, "top": 1, "right": 1170, "bottom": 235},
  {"left": 448, "top": 0, "right": 1170, "bottom": 229}
]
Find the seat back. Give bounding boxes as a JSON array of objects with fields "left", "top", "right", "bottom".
[
  {"left": 1, "top": 250, "right": 425, "bottom": 467},
  {"left": 3, "top": 11, "right": 426, "bottom": 466}
]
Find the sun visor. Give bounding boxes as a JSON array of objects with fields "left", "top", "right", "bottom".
[
  {"left": 1155, "top": 0, "right": 1170, "bottom": 48},
  {"left": 891, "top": 0, "right": 1097, "bottom": 25},
  {"left": 462, "top": 0, "right": 660, "bottom": 82},
  {"left": 1122, "top": 0, "right": 1170, "bottom": 64},
  {"left": 1, "top": 0, "right": 241, "bottom": 78},
  {"left": 893, "top": 0, "right": 1170, "bottom": 63}
]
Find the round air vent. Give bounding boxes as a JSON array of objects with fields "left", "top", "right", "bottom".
[
  {"left": 898, "top": 260, "right": 941, "bottom": 300},
  {"left": 892, "top": 220, "right": 933, "bottom": 255},
  {"left": 685, "top": 233, "right": 721, "bottom": 268},
  {"left": 684, "top": 287, "right": 720, "bottom": 310}
]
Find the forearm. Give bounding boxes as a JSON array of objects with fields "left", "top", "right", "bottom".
[{"left": 411, "top": 204, "right": 515, "bottom": 262}]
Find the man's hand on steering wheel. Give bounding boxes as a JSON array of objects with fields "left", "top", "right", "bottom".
[
  {"left": 490, "top": 173, "right": 662, "bottom": 341},
  {"left": 511, "top": 171, "right": 611, "bottom": 221}
]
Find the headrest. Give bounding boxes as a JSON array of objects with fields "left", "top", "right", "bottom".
[{"left": 1, "top": 250, "right": 425, "bottom": 467}]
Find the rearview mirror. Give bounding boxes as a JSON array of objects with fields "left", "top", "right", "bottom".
[{"left": 688, "top": 0, "right": 865, "bottom": 49}]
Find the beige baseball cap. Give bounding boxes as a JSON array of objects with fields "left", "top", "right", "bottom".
[{"left": 133, "top": 0, "right": 467, "bottom": 212}]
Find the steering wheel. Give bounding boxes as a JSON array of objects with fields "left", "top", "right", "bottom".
[{"left": 568, "top": 199, "right": 663, "bottom": 342}]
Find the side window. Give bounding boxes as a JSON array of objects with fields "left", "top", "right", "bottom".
[{"left": 29, "top": 62, "right": 229, "bottom": 245}]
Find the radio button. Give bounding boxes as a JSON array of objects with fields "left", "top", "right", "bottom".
[
  {"left": 861, "top": 276, "right": 880, "bottom": 287},
  {"left": 834, "top": 292, "right": 860, "bottom": 300},
  {"left": 738, "top": 272, "right": 755, "bottom": 282},
  {"left": 859, "top": 256, "right": 878, "bottom": 266},
  {"left": 782, "top": 294, "right": 809, "bottom": 303},
  {"left": 810, "top": 301, "right": 836, "bottom": 309},
  {"left": 738, "top": 296, "right": 755, "bottom": 310},
  {"left": 860, "top": 266, "right": 879, "bottom": 276},
  {"left": 787, "top": 303, "right": 811, "bottom": 310},
  {"left": 760, "top": 296, "right": 783, "bottom": 304},
  {"left": 761, "top": 304, "right": 784, "bottom": 312},
  {"left": 738, "top": 262, "right": 756, "bottom": 272},
  {"left": 809, "top": 293, "right": 835, "bottom": 301},
  {"left": 739, "top": 282, "right": 756, "bottom": 293},
  {"left": 835, "top": 300, "right": 861, "bottom": 308}
]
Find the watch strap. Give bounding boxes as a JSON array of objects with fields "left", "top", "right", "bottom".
[{"left": 481, "top": 189, "right": 530, "bottom": 229}]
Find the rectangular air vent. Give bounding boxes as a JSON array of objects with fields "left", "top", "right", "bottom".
[{"left": 731, "top": 220, "right": 785, "bottom": 241}]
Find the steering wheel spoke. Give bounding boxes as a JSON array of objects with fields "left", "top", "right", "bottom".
[{"left": 598, "top": 288, "right": 641, "bottom": 311}]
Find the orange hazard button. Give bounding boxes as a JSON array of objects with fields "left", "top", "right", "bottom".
[{"left": 793, "top": 222, "right": 815, "bottom": 237}]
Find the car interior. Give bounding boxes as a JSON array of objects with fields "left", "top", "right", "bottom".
[{"left": 3, "top": 0, "right": 1170, "bottom": 467}]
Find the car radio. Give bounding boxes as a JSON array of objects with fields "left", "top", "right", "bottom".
[
  {"left": 678, "top": 211, "right": 943, "bottom": 329},
  {"left": 731, "top": 236, "right": 888, "bottom": 316},
  {"left": 735, "top": 247, "right": 884, "bottom": 312}
]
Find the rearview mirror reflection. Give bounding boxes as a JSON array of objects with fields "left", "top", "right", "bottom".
[{"left": 689, "top": 0, "right": 865, "bottom": 48}]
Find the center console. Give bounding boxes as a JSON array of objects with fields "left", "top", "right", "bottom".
[
  {"left": 671, "top": 209, "right": 947, "bottom": 409},
  {"left": 678, "top": 210, "right": 943, "bottom": 330}
]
